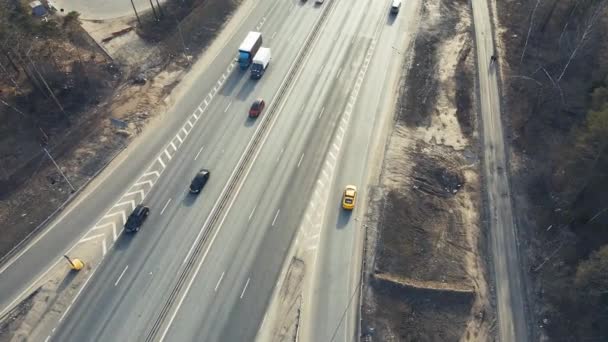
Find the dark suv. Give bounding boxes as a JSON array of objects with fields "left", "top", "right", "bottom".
[{"left": 124, "top": 204, "right": 150, "bottom": 233}]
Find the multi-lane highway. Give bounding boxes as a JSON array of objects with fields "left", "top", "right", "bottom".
[{"left": 0, "top": 0, "right": 527, "bottom": 340}]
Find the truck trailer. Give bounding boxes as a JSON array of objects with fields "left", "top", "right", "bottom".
[
  {"left": 251, "top": 48, "right": 271, "bottom": 79},
  {"left": 238, "top": 31, "right": 262, "bottom": 69}
]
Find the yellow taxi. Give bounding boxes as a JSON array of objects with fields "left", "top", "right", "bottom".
[{"left": 342, "top": 185, "right": 357, "bottom": 210}]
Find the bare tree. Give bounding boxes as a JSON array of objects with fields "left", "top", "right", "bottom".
[
  {"left": 557, "top": 1, "right": 607, "bottom": 82},
  {"left": 520, "top": 0, "right": 542, "bottom": 63}
]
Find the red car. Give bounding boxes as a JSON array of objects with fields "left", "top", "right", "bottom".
[{"left": 249, "top": 99, "right": 265, "bottom": 118}]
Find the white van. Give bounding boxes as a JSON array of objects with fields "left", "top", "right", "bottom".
[{"left": 390, "top": 0, "right": 401, "bottom": 14}]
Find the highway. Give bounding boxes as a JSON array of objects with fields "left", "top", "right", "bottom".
[
  {"left": 0, "top": 0, "right": 527, "bottom": 340},
  {"left": 48, "top": 0, "right": 418, "bottom": 339}
]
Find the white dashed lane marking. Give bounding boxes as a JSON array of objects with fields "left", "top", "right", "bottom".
[
  {"left": 240, "top": 278, "right": 250, "bottom": 299},
  {"left": 114, "top": 265, "right": 129, "bottom": 286},
  {"left": 215, "top": 272, "right": 225, "bottom": 292},
  {"left": 272, "top": 209, "right": 280, "bottom": 227},
  {"left": 160, "top": 198, "right": 172, "bottom": 216}
]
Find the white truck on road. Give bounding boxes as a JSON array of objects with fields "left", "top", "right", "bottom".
[
  {"left": 251, "top": 48, "right": 271, "bottom": 79},
  {"left": 238, "top": 31, "right": 262, "bottom": 69}
]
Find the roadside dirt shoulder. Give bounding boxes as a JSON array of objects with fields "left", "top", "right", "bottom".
[{"left": 361, "top": 0, "right": 493, "bottom": 340}]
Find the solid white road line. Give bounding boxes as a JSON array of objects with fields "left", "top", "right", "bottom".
[
  {"left": 114, "top": 265, "right": 129, "bottom": 286},
  {"left": 248, "top": 206, "right": 257, "bottom": 221},
  {"left": 214, "top": 272, "right": 225, "bottom": 292},
  {"left": 160, "top": 198, "right": 172, "bottom": 216},
  {"left": 194, "top": 146, "right": 205, "bottom": 161},
  {"left": 240, "top": 278, "right": 250, "bottom": 299},
  {"left": 272, "top": 209, "right": 280, "bottom": 226},
  {"left": 224, "top": 101, "right": 232, "bottom": 113},
  {"left": 297, "top": 153, "right": 305, "bottom": 168}
]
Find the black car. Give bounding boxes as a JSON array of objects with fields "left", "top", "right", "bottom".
[
  {"left": 190, "top": 169, "right": 210, "bottom": 194},
  {"left": 124, "top": 204, "right": 150, "bottom": 233}
]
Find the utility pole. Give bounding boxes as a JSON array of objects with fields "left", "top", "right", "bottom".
[
  {"left": 130, "top": 0, "right": 142, "bottom": 26},
  {"left": 149, "top": 0, "right": 159, "bottom": 21},
  {"left": 175, "top": 17, "right": 187, "bottom": 56},
  {"left": 155, "top": 0, "right": 164, "bottom": 17},
  {"left": 25, "top": 50, "right": 70, "bottom": 124},
  {"left": 43, "top": 147, "right": 76, "bottom": 192}
]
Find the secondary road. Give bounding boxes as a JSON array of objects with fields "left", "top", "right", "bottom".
[{"left": 472, "top": 0, "right": 529, "bottom": 341}]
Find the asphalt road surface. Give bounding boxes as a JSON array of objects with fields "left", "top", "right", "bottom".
[
  {"left": 50, "top": 0, "right": 372, "bottom": 340},
  {"left": 0, "top": 0, "right": 528, "bottom": 340},
  {"left": 472, "top": 0, "right": 529, "bottom": 340}
]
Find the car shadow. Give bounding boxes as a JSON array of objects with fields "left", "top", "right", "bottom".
[
  {"left": 336, "top": 206, "right": 352, "bottom": 229},
  {"left": 182, "top": 192, "right": 198, "bottom": 207},
  {"left": 387, "top": 12, "right": 397, "bottom": 25},
  {"left": 236, "top": 79, "right": 256, "bottom": 101},
  {"left": 114, "top": 231, "right": 136, "bottom": 250},
  {"left": 244, "top": 116, "right": 257, "bottom": 127},
  {"left": 57, "top": 268, "right": 80, "bottom": 292}
]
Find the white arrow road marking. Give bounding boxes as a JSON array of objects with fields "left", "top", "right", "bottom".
[
  {"left": 103, "top": 211, "right": 126, "bottom": 224},
  {"left": 79, "top": 233, "right": 105, "bottom": 243},
  {"left": 133, "top": 179, "right": 154, "bottom": 188},
  {"left": 113, "top": 200, "right": 136, "bottom": 211},
  {"left": 142, "top": 171, "right": 161, "bottom": 179},
  {"left": 123, "top": 189, "right": 145, "bottom": 199},
  {"left": 91, "top": 221, "right": 116, "bottom": 231}
]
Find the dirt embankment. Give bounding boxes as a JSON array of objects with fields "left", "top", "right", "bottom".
[
  {"left": 495, "top": 0, "right": 608, "bottom": 340},
  {"left": 0, "top": 0, "right": 241, "bottom": 259},
  {"left": 361, "top": 0, "right": 492, "bottom": 340}
]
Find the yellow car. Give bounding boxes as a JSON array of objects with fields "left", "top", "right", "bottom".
[{"left": 342, "top": 185, "right": 357, "bottom": 210}]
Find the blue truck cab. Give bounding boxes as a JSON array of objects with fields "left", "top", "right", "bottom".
[{"left": 238, "top": 32, "right": 263, "bottom": 69}]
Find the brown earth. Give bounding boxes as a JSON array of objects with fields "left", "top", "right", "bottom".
[
  {"left": 0, "top": 0, "right": 241, "bottom": 260},
  {"left": 494, "top": 0, "right": 608, "bottom": 340},
  {"left": 361, "top": 0, "right": 492, "bottom": 340}
]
